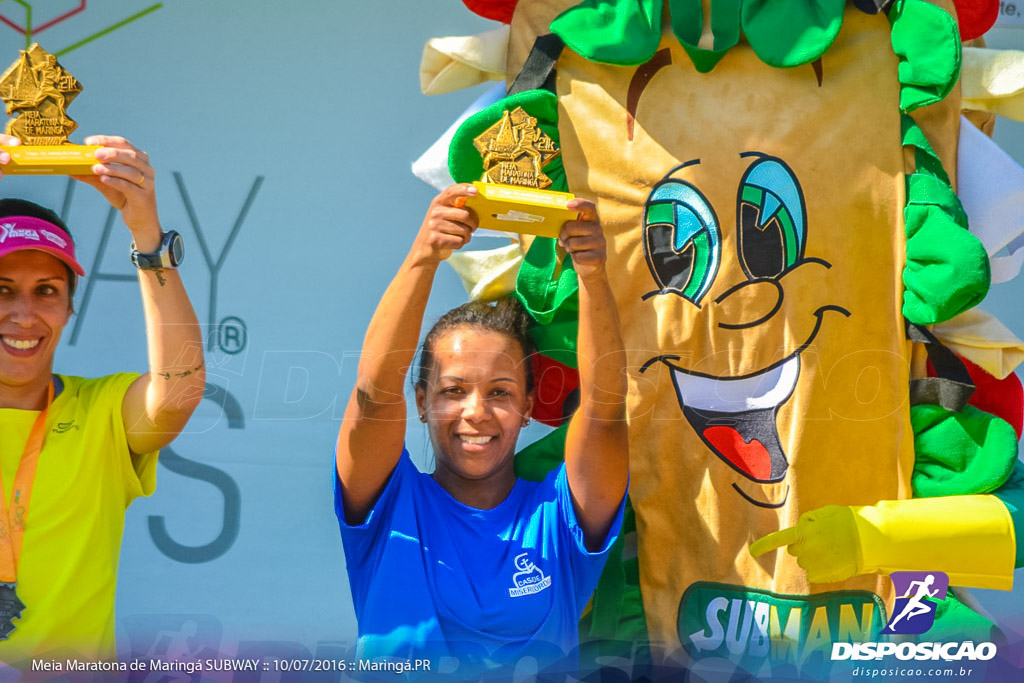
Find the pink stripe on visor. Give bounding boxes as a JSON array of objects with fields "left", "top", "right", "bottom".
[{"left": 0, "top": 215, "right": 85, "bottom": 276}]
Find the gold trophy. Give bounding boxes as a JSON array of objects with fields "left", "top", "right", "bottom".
[
  {"left": 465, "top": 106, "right": 578, "bottom": 239},
  {"left": 0, "top": 44, "right": 99, "bottom": 175}
]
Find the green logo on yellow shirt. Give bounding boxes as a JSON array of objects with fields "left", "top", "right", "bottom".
[{"left": 51, "top": 420, "right": 79, "bottom": 434}]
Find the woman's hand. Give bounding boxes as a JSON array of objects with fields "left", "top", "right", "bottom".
[
  {"left": 0, "top": 133, "right": 20, "bottom": 179},
  {"left": 74, "top": 135, "right": 161, "bottom": 251},
  {"left": 409, "top": 184, "right": 479, "bottom": 267},
  {"left": 560, "top": 198, "right": 607, "bottom": 281}
]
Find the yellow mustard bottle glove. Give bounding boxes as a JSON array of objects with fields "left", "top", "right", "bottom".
[
  {"left": 749, "top": 505, "right": 861, "bottom": 583},
  {"left": 750, "top": 496, "right": 1016, "bottom": 590}
]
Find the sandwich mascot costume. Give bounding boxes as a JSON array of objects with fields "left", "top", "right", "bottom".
[{"left": 413, "top": 0, "right": 1024, "bottom": 677}]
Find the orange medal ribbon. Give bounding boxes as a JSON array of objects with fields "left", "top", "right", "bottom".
[{"left": 0, "top": 380, "right": 54, "bottom": 583}]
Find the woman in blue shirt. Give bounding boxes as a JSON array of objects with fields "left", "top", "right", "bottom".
[{"left": 334, "top": 184, "right": 628, "bottom": 673}]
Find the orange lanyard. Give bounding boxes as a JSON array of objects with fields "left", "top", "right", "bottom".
[{"left": 0, "top": 380, "right": 54, "bottom": 583}]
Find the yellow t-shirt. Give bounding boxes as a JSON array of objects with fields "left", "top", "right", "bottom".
[{"left": 0, "top": 374, "right": 157, "bottom": 665}]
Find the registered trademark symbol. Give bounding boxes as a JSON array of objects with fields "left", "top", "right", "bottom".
[{"left": 217, "top": 316, "right": 247, "bottom": 354}]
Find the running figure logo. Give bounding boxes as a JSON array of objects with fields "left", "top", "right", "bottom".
[
  {"left": 508, "top": 553, "right": 552, "bottom": 598},
  {"left": 882, "top": 571, "right": 949, "bottom": 635}
]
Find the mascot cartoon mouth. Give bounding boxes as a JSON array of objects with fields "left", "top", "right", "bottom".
[
  {"left": 641, "top": 306, "right": 849, "bottom": 498},
  {"left": 670, "top": 355, "right": 799, "bottom": 483}
]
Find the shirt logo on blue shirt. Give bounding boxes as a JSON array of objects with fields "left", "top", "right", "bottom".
[{"left": 508, "top": 553, "right": 552, "bottom": 598}]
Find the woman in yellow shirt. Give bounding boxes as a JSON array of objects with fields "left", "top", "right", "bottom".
[{"left": 0, "top": 133, "right": 205, "bottom": 665}]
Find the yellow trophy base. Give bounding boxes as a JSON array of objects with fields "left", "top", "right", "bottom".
[
  {"left": 465, "top": 181, "right": 578, "bottom": 239},
  {"left": 1, "top": 145, "right": 101, "bottom": 175}
]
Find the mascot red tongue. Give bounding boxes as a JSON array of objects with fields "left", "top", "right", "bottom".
[
  {"left": 703, "top": 427, "right": 773, "bottom": 481},
  {"left": 430, "top": 0, "right": 1024, "bottom": 674}
]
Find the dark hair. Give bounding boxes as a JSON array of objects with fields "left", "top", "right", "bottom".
[
  {"left": 416, "top": 297, "right": 536, "bottom": 392},
  {"left": 0, "top": 198, "right": 77, "bottom": 298}
]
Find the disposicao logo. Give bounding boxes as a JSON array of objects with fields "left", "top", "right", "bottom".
[
  {"left": 831, "top": 571, "right": 997, "bottom": 663},
  {"left": 883, "top": 571, "right": 948, "bottom": 635}
]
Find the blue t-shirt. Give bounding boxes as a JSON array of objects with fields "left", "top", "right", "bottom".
[{"left": 334, "top": 449, "right": 624, "bottom": 671}]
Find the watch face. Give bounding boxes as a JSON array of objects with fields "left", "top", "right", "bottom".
[{"left": 169, "top": 232, "right": 184, "bottom": 266}]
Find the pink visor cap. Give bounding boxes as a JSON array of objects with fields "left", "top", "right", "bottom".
[{"left": 0, "top": 215, "right": 85, "bottom": 276}]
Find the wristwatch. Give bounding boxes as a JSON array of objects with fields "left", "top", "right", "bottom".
[{"left": 131, "top": 230, "right": 184, "bottom": 270}]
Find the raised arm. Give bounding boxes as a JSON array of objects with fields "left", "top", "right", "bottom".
[
  {"left": 336, "top": 184, "right": 478, "bottom": 523},
  {"left": 75, "top": 135, "right": 205, "bottom": 454},
  {"left": 561, "top": 199, "right": 629, "bottom": 550}
]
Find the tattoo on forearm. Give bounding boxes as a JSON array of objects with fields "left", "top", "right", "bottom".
[
  {"left": 157, "top": 362, "right": 205, "bottom": 381},
  {"left": 175, "top": 366, "right": 196, "bottom": 378},
  {"left": 153, "top": 268, "right": 167, "bottom": 287}
]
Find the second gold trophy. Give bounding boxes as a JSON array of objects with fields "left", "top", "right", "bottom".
[{"left": 465, "top": 106, "right": 577, "bottom": 239}]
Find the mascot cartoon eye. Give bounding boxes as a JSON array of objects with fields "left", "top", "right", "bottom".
[
  {"left": 642, "top": 180, "right": 721, "bottom": 305},
  {"left": 737, "top": 156, "right": 807, "bottom": 279}
]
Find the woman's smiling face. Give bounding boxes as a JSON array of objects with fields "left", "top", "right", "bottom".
[
  {"left": 416, "top": 326, "right": 534, "bottom": 490},
  {"left": 0, "top": 250, "right": 72, "bottom": 391}
]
